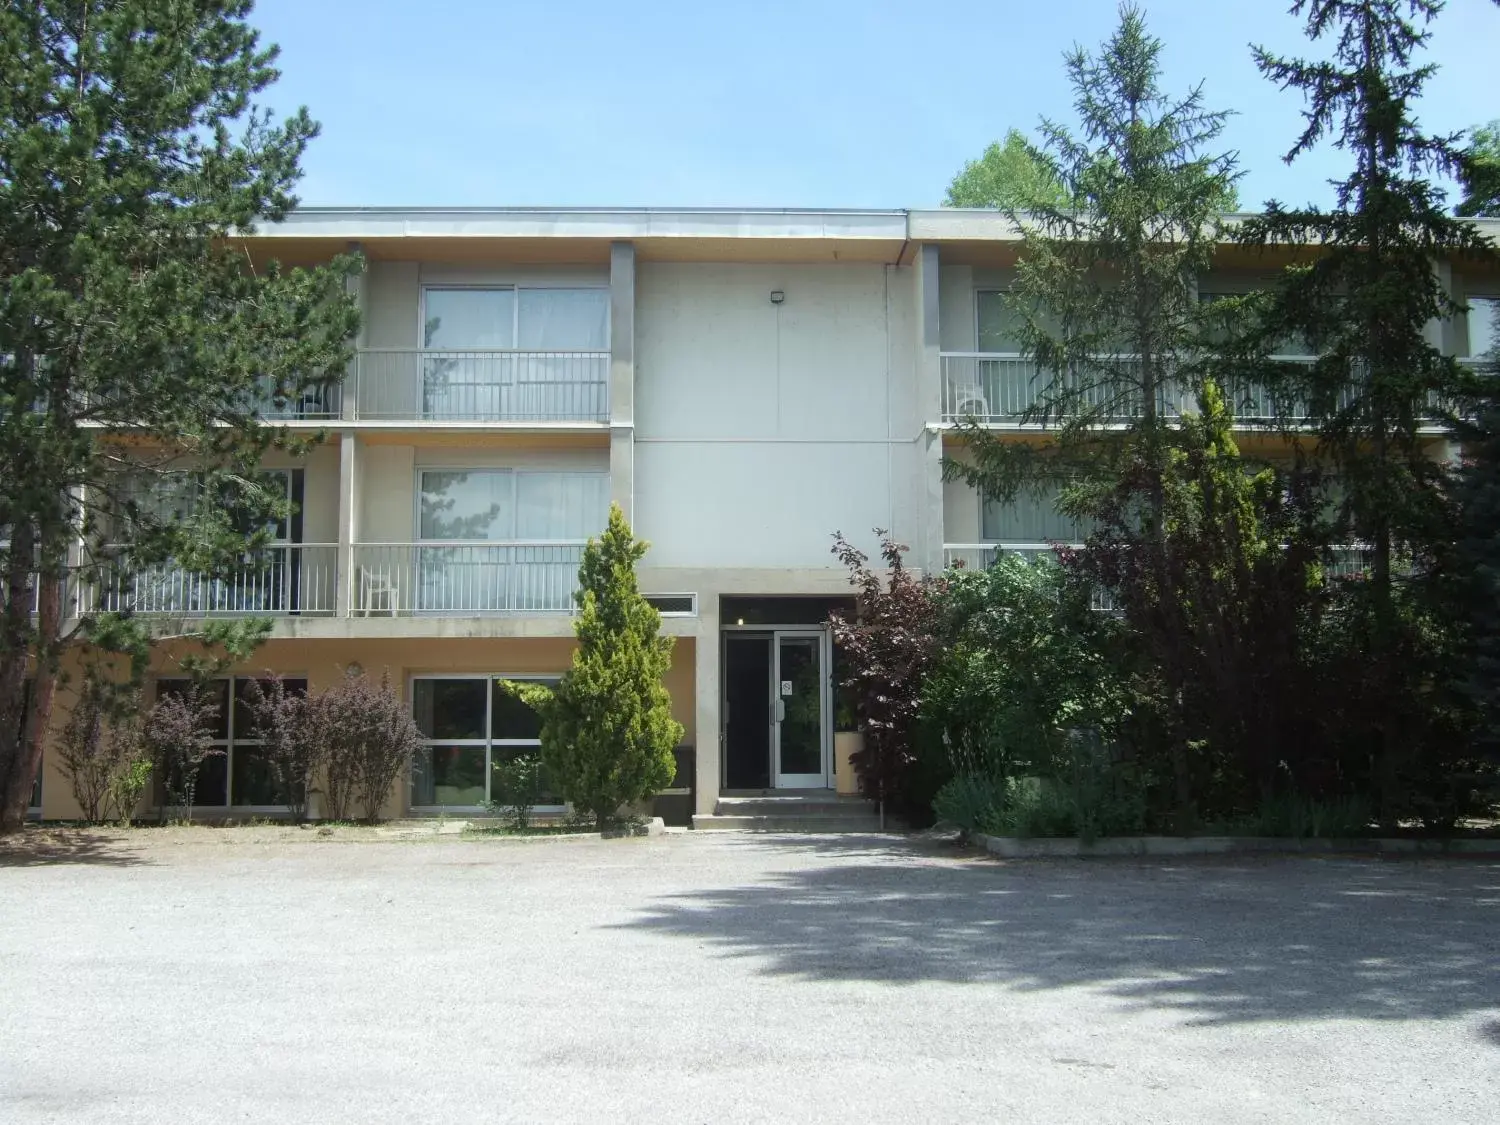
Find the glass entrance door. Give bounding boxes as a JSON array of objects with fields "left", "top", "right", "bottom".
[{"left": 774, "top": 631, "right": 829, "bottom": 788}]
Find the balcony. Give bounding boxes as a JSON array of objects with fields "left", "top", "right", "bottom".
[
  {"left": 350, "top": 543, "right": 584, "bottom": 616},
  {"left": 940, "top": 353, "right": 1325, "bottom": 428},
  {"left": 348, "top": 349, "right": 609, "bottom": 423},
  {"left": 945, "top": 542, "right": 1084, "bottom": 570},
  {"left": 944, "top": 542, "right": 1373, "bottom": 610},
  {"left": 88, "top": 544, "right": 338, "bottom": 617}
]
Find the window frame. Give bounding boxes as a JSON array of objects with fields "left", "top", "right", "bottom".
[
  {"left": 408, "top": 672, "right": 564, "bottom": 813},
  {"left": 644, "top": 593, "right": 698, "bottom": 617},
  {"left": 417, "top": 284, "right": 610, "bottom": 353},
  {"left": 152, "top": 674, "right": 309, "bottom": 811}
]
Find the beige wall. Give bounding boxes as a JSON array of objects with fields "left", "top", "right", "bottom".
[
  {"left": 365, "top": 261, "right": 419, "bottom": 348},
  {"left": 942, "top": 464, "right": 983, "bottom": 544},
  {"left": 263, "top": 442, "right": 340, "bottom": 544},
  {"left": 938, "top": 263, "right": 975, "bottom": 351},
  {"left": 36, "top": 634, "right": 696, "bottom": 821}
]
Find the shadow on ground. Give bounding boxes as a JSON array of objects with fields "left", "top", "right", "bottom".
[
  {"left": 0, "top": 828, "right": 151, "bottom": 867},
  {"left": 618, "top": 837, "right": 1500, "bottom": 1033}
]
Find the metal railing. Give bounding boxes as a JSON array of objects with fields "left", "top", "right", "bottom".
[
  {"left": 939, "top": 352, "right": 1326, "bottom": 427},
  {"left": 87, "top": 544, "right": 338, "bottom": 616},
  {"left": 350, "top": 542, "right": 584, "bottom": 615},
  {"left": 249, "top": 379, "right": 343, "bottom": 421},
  {"left": 350, "top": 349, "right": 609, "bottom": 422},
  {"left": 945, "top": 541, "right": 1088, "bottom": 571},
  {"left": 945, "top": 541, "right": 1378, "bottom": 609}
]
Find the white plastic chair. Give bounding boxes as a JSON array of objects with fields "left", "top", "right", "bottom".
[
  {"left": 359, "top": 566, "right": 399, "bottom": 616},
  {"left": 949, "top": 383, "right": 991, "bottom": 421}
]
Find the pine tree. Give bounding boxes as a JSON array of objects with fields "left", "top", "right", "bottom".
[
  {"left": 943, "top": 5, "right": 1241, "bottom": 821},
  {"left": 0, "top": 1, "right": 359, "bottom": 832},
  {"left": 503, "top": 506, "right": 682, "bottom": 830},
  {"left": 945, "top": 5, "right": 1238, "bottom": 533},
  {"left": 1239, "top": 0, "right": 1497, "bottom": 820}
]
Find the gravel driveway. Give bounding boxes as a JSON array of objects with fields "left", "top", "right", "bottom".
[{"left": 1, "top": 828, "right": 1497, "bottom": 1124}]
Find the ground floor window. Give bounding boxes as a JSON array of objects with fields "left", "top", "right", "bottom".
[
  {"left": 154, "top": 677, "right": 308, "bottom": 807},
  {"left": 410, "top": 675, "right": 561, "bottom": 809}
]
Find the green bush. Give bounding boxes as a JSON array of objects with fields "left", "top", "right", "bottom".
[
  {"left": 488, "top": 753, "right": 543, "bottom": 831},
  {"left": 981, "top": 777, "right": 1081, "bottom": 839},
  {"left": 974, "top": 735, "right": 1148, "bottom": 842},
  {"left": 1213, "top": 793, "right": 1374, "bottom": 839},
  {"left": 57, "top": 676, "right": 151, "bottom": 824},
  {"left": 924, "top": 555, "right": 1128, "bottom": 783},
  {"left": 931, "top": 774, "right": 1007, "bottom": 835}
]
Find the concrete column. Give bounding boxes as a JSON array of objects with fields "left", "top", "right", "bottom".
[
  {"left": 915, "top": 243, "right": 946, "bottom": 575},
  {"left": 343, "top": 242, "right": 366, "bottom": 422},
  {"left": 609, "top": 241, "right": 636, "bottom": 522},
  {"left": 1426, "top": 259, "right": 1456, "bottom": 354},
  {"left": 693, "top": 598, "right": 721, "bottom": 816},
  {"left": 335, "top": 432, "right": 358, "bottom": 618},
  {"left": 1425, "top": 259, "right": 1462, "bottom": 468}
]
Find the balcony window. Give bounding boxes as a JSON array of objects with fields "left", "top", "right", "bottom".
[
  {"left": 105, "top": 470, "right": 313, "bottom": 616},
  {"left": 417, "top": 469, "right": 606, "bottom": 542},
  {"left": 423, "top": 288, "right": 515, "bottom": 349},
  {"left": 1468, "top": 296, "right": 1499, "bottom": 359},
  {"left": 518, "top": 288, "right": 609, "bottom": 350},
  {"left": 406, "top": 469, "right": 606, "bottom": 613},
  {"left": 1198, "top": 291, "right": 1313, "bottom": 358},
  {"left": 976, "top": 289, "right": 1025, "bottom": 352},
  {"left": 981, "top": 488, "right": 1091, "bottom": 544},
  {"left": 415, "top": 287, "right": 610, "bottom": 420},
  {"left": 410, "top": 675, "right": 562, "bottom": 809}
]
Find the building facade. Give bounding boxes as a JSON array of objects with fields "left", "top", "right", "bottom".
[{"left": 27, "top": 207, "right": 1500, "bottom": 822}]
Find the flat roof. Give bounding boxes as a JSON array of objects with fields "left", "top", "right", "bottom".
[
  {"left": 242, "top": 207, "right": 1500, "bottom": 269},
  {"left": 260, "top": 207, "right": 910, "bottom": 240}
]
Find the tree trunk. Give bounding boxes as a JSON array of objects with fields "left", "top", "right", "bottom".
[
  {"left": 0, "top": 522, "right": 40, "bottom": 834},
  {"left": 0, "top": 562, "right": 61, "bottom": 835}
]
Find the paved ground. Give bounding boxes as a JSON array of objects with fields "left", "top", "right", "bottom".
[{"left": 1, "top": 828, "right": 1497, "bottom": 1124}]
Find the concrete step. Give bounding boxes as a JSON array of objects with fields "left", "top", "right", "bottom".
[
  {"left": 713, "top": 795, "right": 874, "bottom": 817},
  {"left": 691, "top": 813, "right": 892, "bottom": 833}
]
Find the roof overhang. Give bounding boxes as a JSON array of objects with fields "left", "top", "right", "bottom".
[{"left": 237, "top": 206, "right": 1500, "bottom": 269}]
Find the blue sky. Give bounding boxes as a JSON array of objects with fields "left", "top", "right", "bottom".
[{"left": 252, "top": 0, "right": 1499, "bottom": 211}]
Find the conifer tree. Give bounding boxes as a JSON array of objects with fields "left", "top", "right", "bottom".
[
  {"left": 503, "top": 506, "right": 682, "bottom": 830},
  {"left": 0, "top": 1, "right": 359, "bottom": 831},
  {"left": 944, "top": 5, "right": 1241, "bottom": 821},
  {"left": 945, "top": 4, "right": 1238, "bottom": 540},
  {"left": 1239, "top": 0, "right": 1497, "bottom": 819}
]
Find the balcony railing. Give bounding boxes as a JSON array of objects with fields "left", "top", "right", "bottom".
[
  {"left": 940, "top": 353, "right": 1329, "bottom": 427},
  {"left": 349, "top": 349, "right": 609, "bottom": 422},
  {"left": 945, "top": 541, "right": 1375, "bottom": 610},
  {"left": 88, "top": 544, "right": 338, "bottom": 617},
  {"left": 350, "top": 542, "right": 584, "bottom": 616},
  {"left": 251, "top": 380, "right": 343, "bottom": 421}
]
